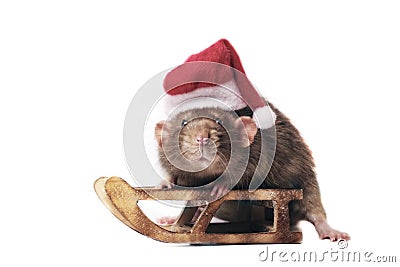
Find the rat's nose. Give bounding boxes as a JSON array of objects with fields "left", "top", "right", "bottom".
[{"left": 196, "top": 135, "right": 209, "bottom": 145}]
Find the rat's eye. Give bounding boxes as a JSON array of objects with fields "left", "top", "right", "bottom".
[
  {"left": 215, "top": 118, "right": 223, "bottom": 126},
  {"left": 181, "top": 119, "right": 188, "bottom": 127}
]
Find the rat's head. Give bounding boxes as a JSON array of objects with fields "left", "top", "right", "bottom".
[{"left": 155, "top": 107, "right": 257, "bottom": 179}]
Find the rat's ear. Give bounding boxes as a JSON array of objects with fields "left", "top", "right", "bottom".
[
  {"left": 155, "top": 120, "right": 168, "bottom": 147},
  {"left": 234, "top": 116, "right": 258, "bottom": 147}
]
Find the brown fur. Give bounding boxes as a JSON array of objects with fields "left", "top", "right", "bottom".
[{"left": 155, "top": 103, "right": 349, "bottom": 241}]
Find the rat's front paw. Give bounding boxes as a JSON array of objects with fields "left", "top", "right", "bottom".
[
  {"left": 210, "top": 182, "right": 231, "bottom": 199},
  {"left": 156, "top": 179, "right": 175, "bottom": 189}
]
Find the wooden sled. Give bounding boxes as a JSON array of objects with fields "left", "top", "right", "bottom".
[{"left": 94, "top": 176, "right": 303, "bottom": 244}]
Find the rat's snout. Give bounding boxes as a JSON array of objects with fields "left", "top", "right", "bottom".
[{"left": 196, "top": 134, "right": 209, "bottom": 145}]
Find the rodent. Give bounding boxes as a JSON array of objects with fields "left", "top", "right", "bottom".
[{"left": 154, "top": 102, "right": 350, "bottom": 241}]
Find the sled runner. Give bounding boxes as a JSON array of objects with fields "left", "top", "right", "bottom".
[{"left": 94, "top": 176, "right": 303, "bottom": 244}]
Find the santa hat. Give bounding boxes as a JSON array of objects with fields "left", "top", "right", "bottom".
[{"left": 163, "top": 39, "right": 276, "bottom": 129}]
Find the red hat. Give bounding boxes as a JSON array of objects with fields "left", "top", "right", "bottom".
[{"left": 163, "top": 39, "right": 276, "bottom": 129}]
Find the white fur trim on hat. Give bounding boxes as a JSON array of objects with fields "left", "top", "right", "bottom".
[
  {"left": 164, "top": 80, "right": 247, "bottom": 113},
  {"left": 165, "top": 97, "right": 232, "bottom": 115}
]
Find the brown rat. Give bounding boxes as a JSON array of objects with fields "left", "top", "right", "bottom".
[{"left": 154, "top": 103, "right": 350, "bottom": 241}]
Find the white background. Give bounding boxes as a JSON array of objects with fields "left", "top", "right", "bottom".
[{"left": 1, "top": 1, "right": 399, "bottom": 266}]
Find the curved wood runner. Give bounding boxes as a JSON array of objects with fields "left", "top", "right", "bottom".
[{"left": 94, "top": 176, "right": 303, "bottom": 244}]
